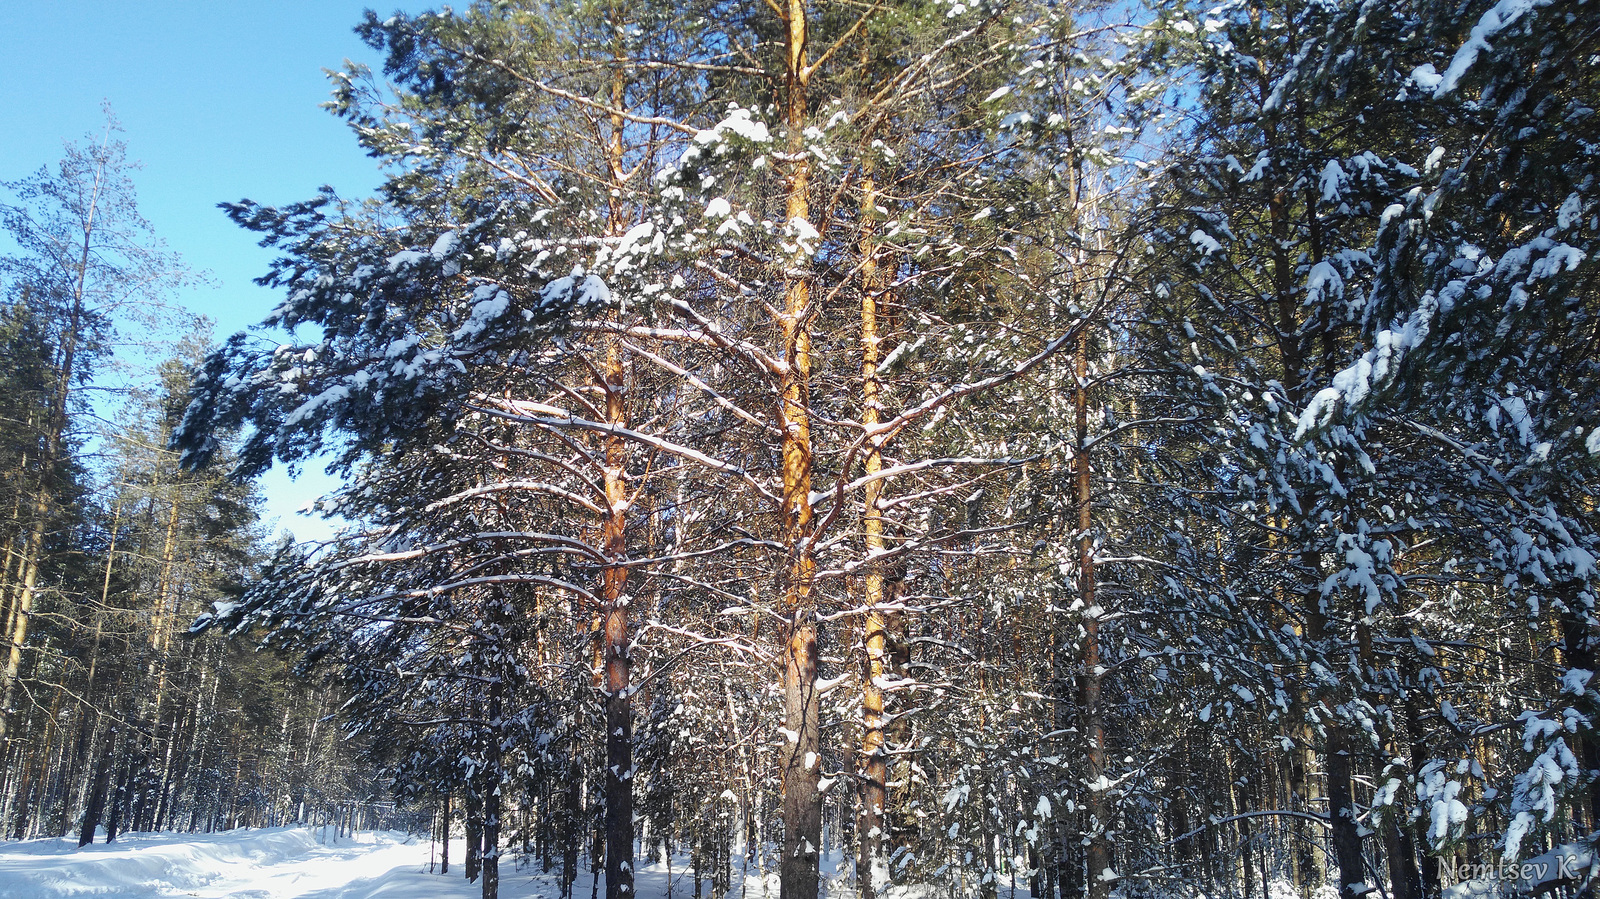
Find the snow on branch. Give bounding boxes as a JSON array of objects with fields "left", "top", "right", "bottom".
[
  {"left": 356, "top": 572, "right": 599, "bottom": 608},
  {"left": 1424, "top": 0, "right": 1552, "bottom": 98},
  {"left": 619, "top": 338, "right": 777, "bottom": 435},
  {"left": 471, "top": 401, "right": 783, "bottom": 506},
  {"left": 422, "top": 479, "right": 605, "bottom": 516},
  {"left": 329, "top": 531, "right": 606, "bottom": 569}
]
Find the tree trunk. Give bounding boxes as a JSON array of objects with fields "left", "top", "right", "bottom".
[
  {"left": 857, "top": 171, "right": 889, "bottom": 899},
  {"left": 1303, "top": 552, "right": 1362, "bottom": 899},
  {"left": 1292, "top": 728, "right": 1327, "bottom": 894},
  {"left": 563, "top": 742, "right": 580, "bottom": 899},
  {"left": 0, "top": 303, "right": 83, "bottom": 750},
  {"left": 0, "top": 533, "right": 44, "bottom": 747},
  {"left": 105, "top": 738, "right": 135, "bottom": 843},
  {"left": 602, "top": 339, "right": 634, "bottom": 899},
  {"left": 1382, "top": 816, "right": 1420, "bottom": 899},
  {"left": 597, "top": 30, "right": 637, "bottom": 897},
  {"left": 146, "top": 489, "right": 184, "bottom": 717},
  {"left": 60, "top": 710, "right": 95, "bottom": 838},
  {"left": 1324, "top": 725, "right": 1366, "bottom": 899},
  {"left": 78, "top": 724, "right": 115, "bottom": 847},
  {"left": 467, "top": 786, "right": 483, "bottom": 883},
  {"left": 776, "top": 3, "right": 820, "bottom": 899},
  {"left": 484, "top": 683, "right": 502, "bottom": 899},
  {"left": 1073, "top": 328, "right": 1113, "bottom": 899},
  {"left": 781, "top": 625, "right": 821, "bottom": 899},
  {"left": 1397, "top": 653, "right": 1439, "bottom": 899},
  {"left": 9, "top": 732, "right": 35, "bottom": 841}
]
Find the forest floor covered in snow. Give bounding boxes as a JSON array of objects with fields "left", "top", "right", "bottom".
[
  {"left": 2, "top": 826, "right": 1534, "bottom": 899},
  {"left": 0, "top": 826, "right": 837, "bottom": 899}
]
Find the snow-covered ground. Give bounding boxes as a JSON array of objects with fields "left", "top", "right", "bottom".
[
  {"left": 1, "top": 828, "right": 480, "bottom": 899},
  {"left": 0, "top": 824, "right": 1485, "bottom": 899},
  {"left": 0, "top": 827, "right": 811, "bottom": 899}
]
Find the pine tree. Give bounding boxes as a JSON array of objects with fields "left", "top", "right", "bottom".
[
  {"left": 1134, "top": 0, "right": 1600, "bottom": 890},
  {"left": 1292, "top": 0, "right": 1600, "bottom": 866}
]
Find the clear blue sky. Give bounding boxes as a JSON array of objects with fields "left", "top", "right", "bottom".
[{"left": 1, "top": 2, "right": 425, "bottom": 540}]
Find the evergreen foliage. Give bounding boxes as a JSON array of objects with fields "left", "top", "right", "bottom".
[{"left": 3, "top": 3, "right": 1598, "bottom": 899}]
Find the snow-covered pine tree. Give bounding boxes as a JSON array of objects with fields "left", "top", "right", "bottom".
[
  {"left": 1289, "top": 0, "right": 1600, "bottom": 869},
  {"left": 1139, "top": 0, "right": 1600, "bottom": 891},
  {"left": 1132, "top": 0, "right": 1452, "bottom": 892},
  {"left": 176, "top": 5, "right": 712, "bottom": 894},
  {"left": 179, "top": 4, "right": 1154, "bottom": 899},
  {"left": 620, "top": 2, "right": 1140, "bottom": 893}
]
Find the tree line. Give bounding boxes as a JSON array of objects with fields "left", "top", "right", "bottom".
[
  {"left": 6, "top": 1, "right": 1599, "bottom": 899},
  {"left": 0, "top": 126, "right": 393, "bottom": 846}
]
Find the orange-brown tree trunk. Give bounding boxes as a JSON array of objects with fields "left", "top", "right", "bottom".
[
  {"left": 778, "top": 3, "right": 820, "bottom": 898},
  {"left": 601, "top": 339, "right": 633, "bottom": 899},
  {"left": 600, "top": 37, "right": 635, "bottom": 898}
]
